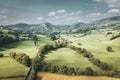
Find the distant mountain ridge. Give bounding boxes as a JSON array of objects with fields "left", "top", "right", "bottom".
[
  {"left": 5, "top": 16, "right": 120, "bottom": 33},
  {"left": 91, "top": 16, "right": 120, "bottom": 24},
  {"left": 5, "top": 23, "right": 72, "bottom": 34}
]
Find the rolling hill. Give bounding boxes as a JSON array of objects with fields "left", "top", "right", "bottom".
[{"left": 4, "top": 16, "right": 120, "bottom": 34}]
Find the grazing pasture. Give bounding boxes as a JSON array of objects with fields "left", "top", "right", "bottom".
[
  {"left": 62, "top": 33, "right": 120, "bottom": 70},
  {"left": 0, "top": 35, "right": 53, "bottom": 58},
  {"left": 0, "top": 57, "right": 29, "bottom": 80},
  {"left": 45, "top": 48, "right": 102, "bottom": 73}
]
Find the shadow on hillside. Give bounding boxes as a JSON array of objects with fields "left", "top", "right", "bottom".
[{"left": 0, "top": 41, "right": 23, "bottom": 50}]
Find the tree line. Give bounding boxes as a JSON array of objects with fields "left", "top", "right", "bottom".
[
  {"left": 69, "top": 45, "right": 120, "bottom": 77},
  {"left": 110, "top": 33, "right": 120, "bottom": 40},
  {"left": 0, "top": 34, "right": 19, "bottom": 45},
  {"left": 30, "top": 39, "right": 97, "bottom": 80},
  {"left": 9, "top": 52, "right": 31, "bottom": 67}
]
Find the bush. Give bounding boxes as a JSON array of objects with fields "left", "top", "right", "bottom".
[
  {"left": 0, "top": 53, "right": 4, "bottom": 57},
  {"left": 9, "top": 52, "right": 31, "bottom": 67},
  {"left": 22, "top": 55, "right": 31, "bottom": 67},
  {"left": 99, "top": 62, "right": 112, "bottom": 71},
  {"left": 104, "top": 70, "right": 116, "bottom": 77},
  {"left": 106, "top": 46, "right": 113, "bottom": 52},
  {"left": 9, "top": 52, "right": 16, "bottom": 58},
  {"left": 84, "top": 67, "right": 97, "bottom": 76},
  {"left": 78, "top": 43, "right": 81, "bottom": 46}
]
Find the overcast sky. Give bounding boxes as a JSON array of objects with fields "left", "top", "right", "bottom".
[{"left": 0, "top": 0, "right": 120, "bottom": 25}]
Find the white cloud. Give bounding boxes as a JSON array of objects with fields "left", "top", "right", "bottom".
[
  {"left": 48, "top": 11, "right": 56, "bottom": 17},
  {"left": 48, "top": 9, "right": 66, "bottom": 17},
  {"left": 56, "top": 10, "right": 66, "bottom": 14},
  {"left": 0, "top": 9, "right": 8, "bottom": 19},
  {"left": 107, "top": 9, "right": 120, "bottom": 13},
  {"left": 86, "top": 12, "right": 101, "bottom": 18},
  {"left": 0, "top": 15, "right": 7, "bottom": 19},
  {"left": 93, "top": 0, "right": 102, "bottom": 2},
  {"left": 37, "top": 17, "right": 44, "bottom": 21},
  {"left": 0, "top": 9, "right": 8, "bottom": 14},
  {"left": 104, "top": 9, "right": 120, "bottom": 17},
  {"left": 12, "top": 19, "right": 29, "bottom": 24},
  {"left": 84, "top": 8, "right": 120, "bottom": 22},
  {"left": 93, "top": 0, "right": 120, "bottom": 8},
  {"left": 46, "top": 10, "right": 83, "bottom": 24}
]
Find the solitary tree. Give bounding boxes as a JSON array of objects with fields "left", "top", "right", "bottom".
[
  {"left": 106, "top": 46, "right": 113, "bottom": 52},
  {"left": 84, "top": 67, "right": 96, "bottom": 75},
  {"left": 0, "top": 53, "right": 4, "bottom": 57},
  {"left": 33, "top": 35, "right": 38, "bottom": 47}
]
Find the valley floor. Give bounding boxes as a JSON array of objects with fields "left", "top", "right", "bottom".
[{"left": 37, "top": 72, "right": 120, "bottom": 80}]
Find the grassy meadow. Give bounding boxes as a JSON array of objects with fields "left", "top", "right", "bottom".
[
  {"left": 62, "top": 32, "right": 120, "bottom": 70},
  {"left": 0, "top": 57, "right": 29, "bottom": 80},
  {"left": 0, "top": 32, "right": 120, "bottom": 80},
  {"left": 45, "top": 48, "right": 102, "bottom": 73},
  {"left": 0, "top": 35, "right": 53, "bottom": 80},
  {"left": 0, "top": 35, "right": 53, "bottom": 58}
]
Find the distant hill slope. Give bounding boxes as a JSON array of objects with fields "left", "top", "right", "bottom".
[
  {"left": 0, "top": 25, "right": 13, "bottom": 34},
  {"left": 4, "top": 16, "right": 120, "bottom": 33},
  {"left": 5, "top": 23, "right": 72, "bottom": 33},
  {"left": 90, "top": 16, "right": 120, "bottom": 29},
  {"left": 91, "top": 16, "right": 120, "bottom": 24}
]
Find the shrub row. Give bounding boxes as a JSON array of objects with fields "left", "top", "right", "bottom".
[
  {"left": 32, "top": 38, "right": 120, "bottom": 77},
  {"left": 110, "top": 33, "right": 120, "bottom": 40},
  {"left": 69, "top": 45, "right": 120, "bottom": 77},
  {"left": 33, "top": 59, "right": 97, "bottom": 76},
  {"left": 9, "top": 52, "right": 31, "bottom": 67},
  {"left": 0, "top": 35, "right": 19, "bottom": 45},
  {"left": 32, "top": 39, "right": 97, "bottom": 77}
]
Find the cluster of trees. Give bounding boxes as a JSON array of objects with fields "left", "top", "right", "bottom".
[
  {"left": 0, "top": 35, "right": 19, "bottom": 45},
  {"left": 110, "top": 33, "right": 120, "bottom": 40},
  {"left": 38, "top": 39, "right": 68, "bottom": 55},
  {"left": 9, "top": 52, "right": 31, "bottom": 67},
  {"left": 33, "top": 35, "right": 38, "bottom": 47},
  {"left": 0, "top": 53, "right": 4, "bottom": 58},
  {"left": 78, "top": 43, "right": 81, "bottom": 46},
  {"left": 48, "top": 32, "right": 60, "bottom": 41}
]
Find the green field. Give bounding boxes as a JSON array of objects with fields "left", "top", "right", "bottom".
[
  {"left": 0, "top": 33, "right": 120, "bottom": 79},
  {"left": 0, "top": 57, "right": 29, "bottom": 80},
  {"left": 0, "top": 35, "right": 53, "bottom": 80},
  {"left": 0, "top": 35, "right": 53, "bottom": 58},
  {"left": 45, "top": 48, "right": 102, "bottom": 73},
  {"left": 1, "top": 78, "right": 26, "bottom": 80},
  {"left": 62, "top": 33, "right": 120, "bottom": 70}
]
